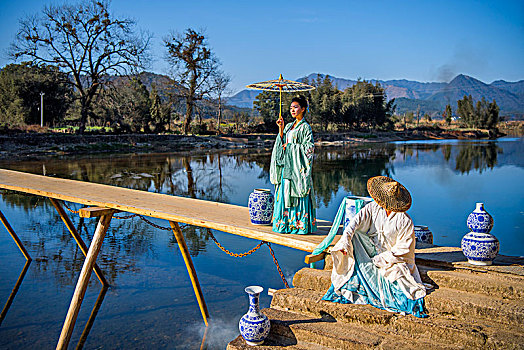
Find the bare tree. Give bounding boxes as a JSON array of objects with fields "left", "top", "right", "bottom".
[
  {"left": 210, "top": 70, "right": 231, "bottom": 134},
  {"left": 164, "top": 28, "right": 220, "bottom": 135},
  {"left": 10, "top": 0, "right": 151, "bottom": 133}
]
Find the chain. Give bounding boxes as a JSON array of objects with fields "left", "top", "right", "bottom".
[
  {"left": 62, "top": 201, "right": 80, "bottom": 214},
  {"left": 206, "top": 228, "right": 289, "bottom": 288},
  {"left": 208, "top": 229, "right": 265, "bottom": 257},
  {"left": 3, "top": 190, "right": 290, "bottom": 287},
  {"left": 265, "top": 242, "right": 290, "bottom": 288},
  {"left": 113, "top": 213, "right": 138, "bottom": 220},
  {"left": 137, "top": 215, "right": 172, "bottom": 230}
]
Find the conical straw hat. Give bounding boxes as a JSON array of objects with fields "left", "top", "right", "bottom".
[{"left": 367, "top": 176, "right": 412, "bottom": 212}]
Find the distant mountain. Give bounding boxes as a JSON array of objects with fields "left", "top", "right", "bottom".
[
  {"left": 490, "top": 79, "right": 524, "bottom": 99},
  {"left": 382, "top": 79, "right": 446, "bottom": 99},
  {"left": 427, "top": 74, "right": 523, "bottom": 113},
  {"left": 105, "top": 72, "right": 251, "bottom": 116},
  {"left": 300, "top": 74, "right": 358, "bottom": 90},
  {"left": 227, "top": 73, "right": 524, "bottom": 116},
  {"left": 104, "top": 71, "right": 184, "bottom": 101},
  {"left": 226, "top": 90, "right": 262, "bottom": 109}
]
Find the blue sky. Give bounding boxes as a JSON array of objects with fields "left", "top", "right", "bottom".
[{"left": 1, "top": 0, "right": 523, "bottom": 93}]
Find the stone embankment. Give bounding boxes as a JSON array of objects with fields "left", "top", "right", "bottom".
[
  {"left": 0, "top": 127, "right": 501, "bottom": 160},
  {"left": 0, "top": 133, "right": 275, "bottom": 160},
  {"left": 228, "top": 245, "right": 524, "bottom": 349}
]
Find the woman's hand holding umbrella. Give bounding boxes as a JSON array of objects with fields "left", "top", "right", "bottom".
[{"left": 277, "top": 116, "right": 285, "bottom": 138}]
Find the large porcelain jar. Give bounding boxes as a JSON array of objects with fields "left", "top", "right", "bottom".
[
  {"left": 238, "top": 286, "right": 270, "bottom": 345},
  {"left": 414, "top": 225, "right": 433, "bottom": 244},
  {"left": 461, "top": 203, "right": 499, "bottom": 266},
  {"left": 248, "top": 189, "right": 274, "bottom": 225}
]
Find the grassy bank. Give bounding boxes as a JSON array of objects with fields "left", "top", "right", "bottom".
[{"left": 0, "top": 121, "right": 520, "bottom": 161}]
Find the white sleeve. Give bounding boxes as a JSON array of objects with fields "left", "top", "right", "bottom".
[{"left": 371, "top": 218, "right": 414, "bottom": 268}]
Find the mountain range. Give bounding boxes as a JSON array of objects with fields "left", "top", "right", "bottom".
[{"left": 227, "top": 73, "right": 524, "bottom": 117}]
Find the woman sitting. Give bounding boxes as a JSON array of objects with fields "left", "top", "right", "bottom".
[{"left": 322, "top": 176, "right": 427, "bottom": 317}]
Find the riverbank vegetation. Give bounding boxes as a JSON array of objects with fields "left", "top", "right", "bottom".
[{"left": 0, "top": 0, "right": 513, "bottom": 139}]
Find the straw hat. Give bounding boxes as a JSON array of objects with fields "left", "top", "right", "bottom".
[{"left": 367, "top": 176, "right": 412, "bottom": 212}]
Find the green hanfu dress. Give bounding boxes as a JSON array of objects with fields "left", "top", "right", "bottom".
[{"left": 270, "top": 119, "right": 317, "bottom": 234}]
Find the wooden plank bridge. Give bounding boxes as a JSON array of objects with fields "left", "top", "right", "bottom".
[{"left": 0, "top": 169, "right": 338, "bottom": 349}]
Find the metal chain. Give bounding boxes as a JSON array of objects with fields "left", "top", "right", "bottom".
[
  {"left": 62, "top": 201, "right": 80, "bottom": 214},
  {"left": 137, "top": 215, "right": 172, "bottom": 230},
  {"left": 206, "top": 228, "right": 289, "bottom": 288},
  {"left": 6, "top": 191, "right": 289, "bottom": 286},
  {"left": 113, "top": 213, "right": 138, "bottom": 220},
  {"left": 208, "top": 228, "right": 265, "bottom": 257},
  {"left": 265, "top": 242, "right": 290, "bottom": 288},
  {"left": 61, "top": 201, "right": 179, "bottom": 230}
]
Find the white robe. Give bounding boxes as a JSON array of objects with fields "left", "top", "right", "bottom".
[{"left": 330, "top": 201, "right": 426, "bottom": 300}]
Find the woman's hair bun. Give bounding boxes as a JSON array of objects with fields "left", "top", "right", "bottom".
[{"left": 291, "top": 95, "right": 308, "bottom": 109}]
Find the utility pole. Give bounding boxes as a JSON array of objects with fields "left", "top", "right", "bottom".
[{"left": 40, "top": 92, "right": 45, "bottom": 127}]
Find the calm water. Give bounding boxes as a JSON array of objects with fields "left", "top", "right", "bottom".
[{"left": 0, "top": 138, "right": 522, "bottom": 349}]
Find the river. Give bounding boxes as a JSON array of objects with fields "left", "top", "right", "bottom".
[{"left": 0, "top": 137, "right": 522, "bottom": 348}]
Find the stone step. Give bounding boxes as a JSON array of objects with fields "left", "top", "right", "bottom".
[
  {"left": 296, "top": 266, "right": 524, "bottom": 301},
  {"left": 270, "top": 287, "right": 524, "bottom": 349},
  {"left": 228, "top": 308, "right": 461, "bottom": 350},
  {"left": 262, "top": 307, "right": 460, "bottom": 350},
  {"left": 293, "top": 267, "right": 331, "bottom": 291},
  {"left": 264, "top": 307, "right": 382, "bottom": 349},
  {"left": 227, "top": 334, "right": 331, "bottom": 350},
  {"left": 419, "top": 265, "right": 524, "bottom": 300},
  {"left": 292, "top": 268, "right": 524, "bottom": 326},
  {"left": 425, "top": 286, "right": 524, "bottom": 326}
]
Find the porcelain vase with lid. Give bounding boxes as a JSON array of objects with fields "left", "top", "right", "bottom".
[
  {"left": 461, "top": 203, "right": 499, "bottom": 266},
  {"left": 238, "top": 286, "right": 270, "bottom": 345},
  {"left": 414, "top": 225, "right": 433, "bottom": 244},
  {"left": 248, "top": 189, "right": 274, "bottom": 225}
]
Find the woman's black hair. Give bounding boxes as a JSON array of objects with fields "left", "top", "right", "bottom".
[{"left": 291, "top": 95, "right": 308, "bottom": 111}]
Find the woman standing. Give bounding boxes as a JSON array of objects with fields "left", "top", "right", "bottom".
[{"left": 270, "top": 95, "right": 316, "bottom": 234}]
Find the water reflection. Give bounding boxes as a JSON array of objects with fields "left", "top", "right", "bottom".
[
  {"left": 313, "top": 146, "right": 396, "bottom": 206},
  {"left": 0, "top": 259, "right": 31, "bottom": 326},
  {"left": 0, "top": 139, "right": 522, "bottom": 348},
  {"left": 0, "top": 140, "right": 520, "bottom": 281},
  {"left": 76, "top": 285, "right": 108, "bottom": 350},
  {"left": 396, "top": 141, "right": 503, "bottom": 174},
  {"left": 454, "top": 142, "right": 500, "bottom": 173}
]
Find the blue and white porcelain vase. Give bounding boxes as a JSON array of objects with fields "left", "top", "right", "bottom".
[
  {"left": 239, "top": 286, "right": 270, "bottom": 346},
  {"left": 248, "top": 189, "right": 274, "bottom": 225},
  {"left": 343, "top": 196, "right": 373, "bottom": 229},
  {"left": 461, "top": 232, "right": 500, "bottom": 266},
  {"left": 466, "top": 202, "right": 494, "bottom": 234},
  {"left": 414, "top": 225, "right": 433, "bottom": 244},
  {"left": 461, "top": 203, "right": 499, "bottom": 266}
]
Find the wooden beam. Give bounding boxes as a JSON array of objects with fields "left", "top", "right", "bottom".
[
  {"left": 56, "top": 212, "right": 114, "bottom": 350},
  {"left": 49, "top": 199, "right": 108, "bottom": 287},
  {"left": 170, "top": 221, "right": 209, "bottom": 327},
  {"left": 304, "top": 252, "right": 326, "bottom": 264},
  {"left": 0, "top": 169, "right": 340, "bottom": 253},
  {"left": 0, "top": 209, "right": 31, "bottom": 261},
  {"left": 79, "top": 207, "right": 119, "bottom": 218}
]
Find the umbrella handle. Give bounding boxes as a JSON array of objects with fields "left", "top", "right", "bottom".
[{"left": 279, "top": 87, "right": 282, "bottom": 118}]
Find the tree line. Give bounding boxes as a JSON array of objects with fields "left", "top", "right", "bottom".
[
  {"left": 2, "top": 0, "right": 232, "bottom": 134},
  {"left": 0, "top": 0, "right": 500, "bottom": 135},
  {"left": 253, "top": 74, "right": 500, "bottom": 133},
  {"left": 254, "top": 75, "right": 396, "bottom": 132}
]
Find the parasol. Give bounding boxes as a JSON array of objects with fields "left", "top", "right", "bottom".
[{"left": 246, "top": 74, "right": 315, "bottom": 118}]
